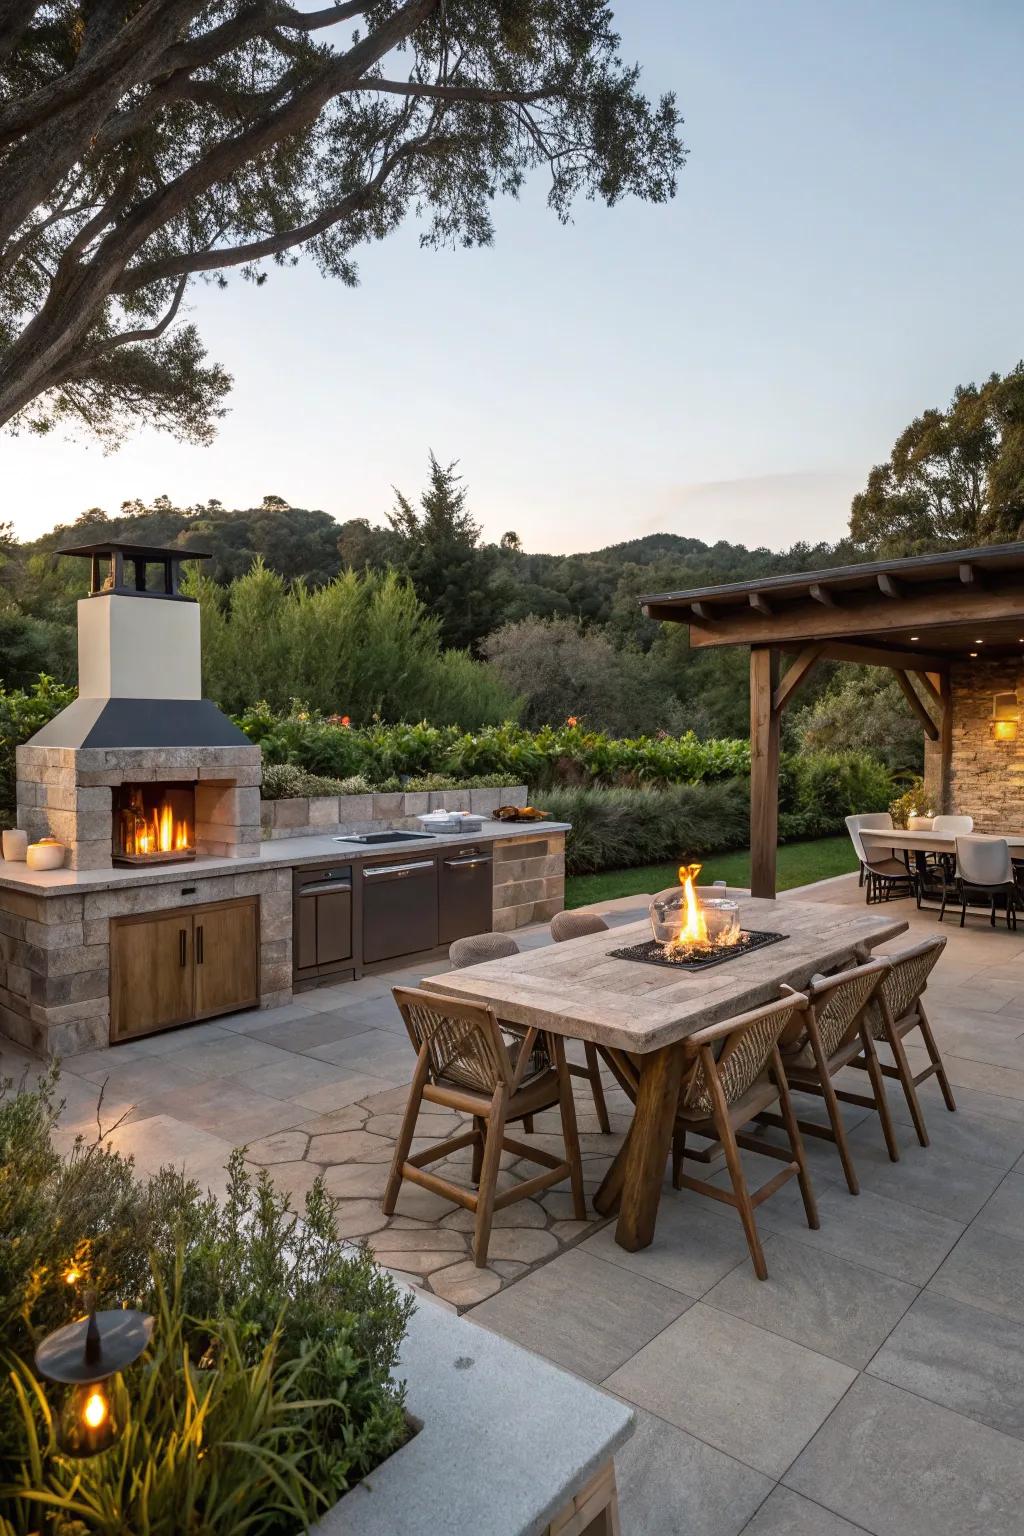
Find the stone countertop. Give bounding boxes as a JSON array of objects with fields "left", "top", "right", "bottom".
[
  {"left": 313, "top": 1292, "right": 633, "bottom": 1536},
  {"left": 0, "top": 820, "right": 570, "bottom": 899}
]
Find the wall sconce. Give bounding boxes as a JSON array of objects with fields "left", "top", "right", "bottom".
[
  {"left": 990, "top": 691, "right": 1020, "bottom": 743},
  {"left": 35, "top": 1294, "right": 152, "bottom": 1457}
]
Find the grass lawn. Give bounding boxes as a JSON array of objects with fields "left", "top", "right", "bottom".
[{"left": 565, "top": 835, "right": 859, "bottom": 909}]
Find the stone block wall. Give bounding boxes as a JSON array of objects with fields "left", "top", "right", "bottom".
[
  {"left": 492, "top": 833, "right": 566, "bottom": 931},
  {"left": 0, "top": 866, "right": 291, "bottom": 1057},
  {"left": 15, "top": 745, "right": 262, "bottom": 868},
  {"left": 260, "top": 785, "right": 527, "bottom": 840},
  {"left": 928, "top": 659, "right": 1024, "bottom": 831}
]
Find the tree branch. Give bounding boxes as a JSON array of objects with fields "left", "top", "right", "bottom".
[{"left": 358, "top": 78, "right": 558, "bottom": 104}]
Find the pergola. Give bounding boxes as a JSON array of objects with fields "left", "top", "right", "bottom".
[{"left": 640, "top": 541, "right": 1024, "bottom": 898}]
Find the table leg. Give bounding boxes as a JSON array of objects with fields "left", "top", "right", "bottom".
[{"left": 611, "top": 1040, "right": 687, "bottom": 1252}]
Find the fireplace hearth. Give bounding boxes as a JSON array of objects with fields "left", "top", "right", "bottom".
[{"left": 113, "top": 782, "right": 196, "bottom": 865}]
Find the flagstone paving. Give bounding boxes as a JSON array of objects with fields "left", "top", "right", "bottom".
[{"left": 6, "top": 876, "right": 1024, "bottom": 1531}]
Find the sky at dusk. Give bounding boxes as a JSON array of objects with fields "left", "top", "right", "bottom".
[{"left": 4, "top": 0, "right": 1023, "bottom": 553}]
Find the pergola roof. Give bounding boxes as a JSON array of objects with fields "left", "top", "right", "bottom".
[{"left": 640, "top": 541, "right": 1024, "bottom": 669}]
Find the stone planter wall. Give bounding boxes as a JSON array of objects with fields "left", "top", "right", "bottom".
[
  {"left": 924, "top": 659, "right": 1024, "bottom": 829},
  {"left": 261, "top": 785, "right": 528, "bottom": 840}
]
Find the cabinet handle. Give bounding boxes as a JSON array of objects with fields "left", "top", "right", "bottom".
[
  {"left": 179, "top": 928, "right": 187, "bottom": 967},
  {"left": 196, "top": 924, "right": 204, "bottom": 965}
]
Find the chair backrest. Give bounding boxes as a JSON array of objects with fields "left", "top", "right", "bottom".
[
  {"left": 801, "top": 958, "right": 888, "bottom": 1059},
  {"left": 550, "top": 911, "right": 609, "bottom": 943},
  {"left": 956, "top": 835, "right": 1013, "bottom": 887},
  {"left": 681, "top": 992, "right": 808, "bottom": 1114},
  {"left": 845, "top": 812, "right": 894, "bottom": 863},
  {"left": 932, "top": 814, "right": 973, "bottom": 835},
  {"left": 448, "top": 932, "right": 519, "bottom": 969},
  {"left": 876, "top": 936, "right": 945, "bottom": 1025},
  {"left": 392, "top": 986, "right": 511, "bottom": 1093}
]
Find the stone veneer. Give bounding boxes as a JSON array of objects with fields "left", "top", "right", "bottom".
[
  {"left": 16, "top": 744, "right": 262, "bottom": 869},
  {"left": 492, "top": 832, "right": 565, "bottom": 931},
  {"left": 0, "top": 865, "right": 292, "bottom": 1058},
  {"left": 924, "top": 658, "right": 1024, "bottom": 829},
  {"left": 261, "top": 785, "right": 528, "bottom": 839}
]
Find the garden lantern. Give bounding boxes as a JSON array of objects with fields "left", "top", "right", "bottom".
[{"left": 34, "top": 1296, "right": 152, "bottom": 1457}]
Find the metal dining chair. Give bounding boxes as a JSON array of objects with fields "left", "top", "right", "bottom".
[
  {"left": 945, "top": 835, "right": 1021, "bottom": 929},
  {"left": 846, "top": 813, "right": 913, "bottom": 903},
  {"left": 931, "top": 814, "right": 974, "bottom": 835},
  {"left": 383, "top": 986, "right": 585, "bottom": 1266},
  {"left": 548, "top": 911, "right": 613, "bottom": 1133},
  {"left": 916, "top": 816, "right": 972, "bottom": 909},
  {"left": 845, "top": 812, "right": 898, "bottom": 890},
  {"left": 852, "top": 936, "right": 956, "bottom": 1147},
  {"left": 773, "top": 958, "right": 900, "bottom": 1193}
]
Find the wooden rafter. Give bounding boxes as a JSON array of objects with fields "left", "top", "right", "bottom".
[
  {"left": 773, "top": 644, "right": 824, "bottom": 713},
  {"left": 894, "top": 670, "right": 940, "bottom": 741}
]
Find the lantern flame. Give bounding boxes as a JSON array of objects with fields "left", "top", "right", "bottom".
[{"left": 83, "top": 1389, "right": 108, "bottom": 1429}]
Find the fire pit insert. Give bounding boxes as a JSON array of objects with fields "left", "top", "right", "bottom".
[
  {"left": 609, "top": 930, "right": 787, "bottom": 973},
  {"left": 113, "top": 781, "right": 196, "bottom": 865}
]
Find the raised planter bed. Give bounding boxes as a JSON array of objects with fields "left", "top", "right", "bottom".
[
  {"left": 313, "top": 1292, "right": 633, "bottom": 1536},
  {"left": 261, "top": 785, "right": 529, "bottom": 839}
]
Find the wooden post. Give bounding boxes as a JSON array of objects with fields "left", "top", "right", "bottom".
[
  {"left": 750, "top": 646, "right": 780, "bottom": 899},
  {"left": 936, "top": 670, "right": 953, "bottom": 814}
]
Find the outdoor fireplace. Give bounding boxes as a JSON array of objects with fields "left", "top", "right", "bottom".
[
  {"left": 112, "top": 782, "right": 196, "bottom": 865},
  {"left": 610, "top": 863, "right": 786, "bottom": 972}
]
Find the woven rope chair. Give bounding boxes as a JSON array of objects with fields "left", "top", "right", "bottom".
[
  {"left": 768, "top": 958, "right": 898, "bottom": 1194},
  {"left": 668, "top": 991, "right": 819, "bottom": 1280},
  {"left": 547, "top": 911, "right": 614, "bottom": 1134},
  {"left": 383, "top": 986, "right": 585, "bottom": 1266},
  {"left": 853, "top": 936, "right": 955, "bottom": 1148},
  {"left": 447, "top": 933, "right": 549, "bottom": 1131}
]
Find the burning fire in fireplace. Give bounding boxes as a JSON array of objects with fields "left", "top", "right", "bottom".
[{"left": 114, "top": 783, "right": 196, "bottom": 865}]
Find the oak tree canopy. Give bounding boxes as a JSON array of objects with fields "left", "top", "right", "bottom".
[{"left": 0, "top": 0, "right": 683, "bottom": 442}]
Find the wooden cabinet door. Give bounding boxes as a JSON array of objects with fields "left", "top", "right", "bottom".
[
  {"left": 193, "top": 897, "right": 259, "bottom": 1018},
  {"left": 110, "top": 913, "right": 194, "bottom": 1042}
]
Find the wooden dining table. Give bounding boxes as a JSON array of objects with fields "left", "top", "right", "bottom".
[{"left": 422, "top": 895, "right": 908, "bottom": 1253}]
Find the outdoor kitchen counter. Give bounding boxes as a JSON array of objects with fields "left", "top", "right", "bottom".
[{"left": 0, "top": 820, "right": 570, "bottom": 895}]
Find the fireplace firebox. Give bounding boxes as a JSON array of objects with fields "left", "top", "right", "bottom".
[{"left": 113, "top": 782, "right": 196, "bottom": 865}]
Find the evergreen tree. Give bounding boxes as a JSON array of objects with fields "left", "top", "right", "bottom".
[{"left": 389, "top": 454, "right": 495, "bottom": 652}]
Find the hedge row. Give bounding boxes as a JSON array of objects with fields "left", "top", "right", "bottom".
[{"left": 234, "top": 705, "right": 751, "bottom": 788}]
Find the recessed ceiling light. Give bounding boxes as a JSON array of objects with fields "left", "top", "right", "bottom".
[
  {"left": 975, "top": 638, "right": 984, "bottom": 644},
  {"left": 909, "top": 635, "right": 919, "bottom": 640},
  {"left": 970, "top": 651, "right": 979, "bottom": 658}
]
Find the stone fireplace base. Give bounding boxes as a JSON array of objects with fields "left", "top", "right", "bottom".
[{"left": 16, "top": 745, "right": 262, "bottom": 870}]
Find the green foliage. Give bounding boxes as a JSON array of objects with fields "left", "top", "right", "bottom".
[
  {"left": 849, "top": 363, "right": 1024, "bottom": 552},
  {"left": 483, "top": 616, "right": 683, "bottom": 735},
  {"left": 259, "top": 764, "right": 374, "bottom": 800},
  {"left": 388, "top": 455, "right": 496, "bottom": 653},
  {"left": 889, "top": 776, "right": 932, "bottom": 828},
  {"left": 194, "top": 563, "right": 517, "bottom": 727},
  {"left": 790, "top": 668, "right": 926, "bottom": 774},
  {"left": 0, "top": 676, "right": 75, "bottom": 824},
  {"left": 566, "top": 836, "right": 861, "bottom": 908},
  {"left": 540, "top": 749, "right": 894, "bottom": 876},
  {"left": 0, "top": 1075, "right": 411, "bottom": 1534}
]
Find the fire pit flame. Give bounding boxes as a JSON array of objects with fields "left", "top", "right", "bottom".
[
  {"left": 671, "top": 862, "right": 709, "bottom": 951},
  {"left": 649, "top": 863, "right": 743, "bottom": 959}
]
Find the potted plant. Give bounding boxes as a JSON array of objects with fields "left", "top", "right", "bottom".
[{"left": 890, "top": 778, "right": 933, "bottom": 830}]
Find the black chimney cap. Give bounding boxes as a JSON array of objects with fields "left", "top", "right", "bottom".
[{"left": 56, "top": 541, "right": 211, "bottom": 599}]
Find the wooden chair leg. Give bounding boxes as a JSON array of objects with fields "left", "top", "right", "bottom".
[
  {"left": 705, "top": 1049, "right": 768, "bottom": 1280},
  {"left": 917, "top": 1000, "right": 956, "bottom": 1112},
  {"left": 808, "top": 1029, "right": 858, "bottom": 1196},
  {"left": 382, "top": 1047, "right": 430, "bottom": 1215},
  {"left": 887, "top": 1020, "right": 930, "bottom": 1147},
  {"left": 471, "top": 1115, "right": 485, "bottom": 1184},
  {"left": 522, "top": 1115, "right": 534, "bottom": 1133},
  {"left": 554, "top": 1035, "right": 587, "bottom": 1220},
  {"left": 585, "top": 1041, "right": 612, "bottom": 1133},
  {"left": 671, "top": 1125, "right": 686, "bottom": 1189},
  {"left": 472, "top": 1085, "right": 508, "bottom": 1267},
  {"left": 860, "top": 1026, "right": 901, "bottom": 1162},
  {"left": 772, "top": 1046, "right": 819, "bottom": 1231}
]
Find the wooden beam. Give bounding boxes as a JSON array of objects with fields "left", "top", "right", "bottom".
[
  {"left": 812, "top": 640, "right": 949, "bottom": 673},
  {"left": 690, "top": 601, "right": 713, "bottom": 621},
  {"left": 894, "top": 670, "right": 940, "bottom": 741},
  {"left": 877, "top": 573, "right": 903, "bottom": 599},
  {"left": 749, "top": 592, "right": 773, "bottom": 616},
  {"left": 773, "top": 644, "right": 825, "bottom": 713},
  {"left": 959, "top": 562, "right": 983, "bottom": 588},
  {"left": 750, "top": 648, "right": 780, "bottom": 900},
  {"left": 939, "top": 671, "right": 953, "bottom": 814},
  {"left": 809, "top": 583, "right": 837, "bottom": 607},
  {"left": 913, "top": 670, "right": 944, "bottom": 712},
  {"left": 685, "top": 583, "right": 1015, "bottom": 649}
]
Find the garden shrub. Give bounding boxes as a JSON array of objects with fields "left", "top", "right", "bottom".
[
  {"left": 0, "top": 676, "right": 75, "bottom": 824},
  {"left": 0, "top": 1075, "right": 411, "bottom": 1534},
  {"left": 540, "top": 782, "right": 751, "bottom": 875}
]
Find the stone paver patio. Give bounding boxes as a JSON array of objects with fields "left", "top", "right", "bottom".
[{"left": 5, "top": 874, "right": 1024, "bottom": 1532}]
